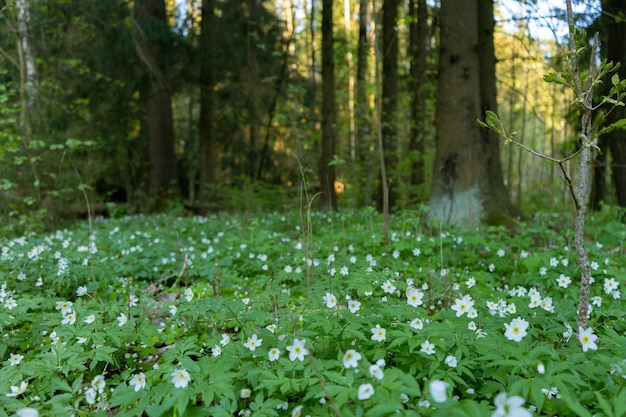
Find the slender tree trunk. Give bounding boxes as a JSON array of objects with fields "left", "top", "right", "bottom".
[
  {"left": 198, "top": 0, "right": 217, "bottom": 200},
  {"left": 356, "top": 0, "right": 372, "bottom": 206},
  {"left": 344, "top": 0, "right": 356, "bottom": 161},
  {"left": 381, "top": 0, "right": 399, "bottom": 209},
  {"left": 408, "top": 0, "right": 428, "bottom": 196},
  {"left": 14, "top": 0, "right": 42, "bottom": 203},
  {"left": 309, "top": 0, "right": 317, "bottom": 85},
  {"left": 321, "top": 0, "right": 337, "bottom": 209},
  {"left": 15, "top": 0, "right": 37, "bottom": 124},
  {"left": 245, "top": 0, "right": 262, "bottom": 181}
]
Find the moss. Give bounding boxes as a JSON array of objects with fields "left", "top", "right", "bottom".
[{"left": 484, "top": 212, "right": 518, "bottom": 230}]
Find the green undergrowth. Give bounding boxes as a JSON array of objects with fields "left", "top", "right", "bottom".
[{"left": 0, "top": 207, "right": 625, "bottom": 417}]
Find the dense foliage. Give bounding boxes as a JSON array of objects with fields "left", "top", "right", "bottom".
[{"left": 1, "top": 208, "right": 624, "bottom": 416}]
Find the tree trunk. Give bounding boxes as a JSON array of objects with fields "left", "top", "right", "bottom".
[
  {"left": 429, "top": 0, "right": 517, "bottom": 226},
  {"left": 602, "top": 0, "right": 626, "bottom": 208},
  {"left": 245, "top": 0, "right": 262, "bottom": 181},
  {"left": 15, "top": 0, "right": 38, "bottom": 126},
  {"left": 477, "top": 0, "right": 519, "bottom": 218},
  {"left": 381, "top": 0, "right": 400, "bottom": 209},
  {"left": 408, "top": 0, "right": 428, "bottom": 196},
  {"left": 590, "top": 136, "right": 608, "bottom": 210},
  {"left": 320, "top": 0, "right": 337, "bottom": 209},
  {"left": 133, "top": 0, "right": 180, "bottom": 199},
  {"left": 344, "top": 0, "right": 356, "bottom": 161},
  {"left": 356, "top": 0, "right": 372, "bottom": 206},
  {"left": 198, "top": 0, "right": 217, "bottom": 200}
]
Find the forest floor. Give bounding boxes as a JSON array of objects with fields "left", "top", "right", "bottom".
[{"left": 1, "top": 207, "right": 625, "bottom": 417}]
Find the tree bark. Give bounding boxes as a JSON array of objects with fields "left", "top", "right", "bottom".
[
  {"left": 408, "top": 0, "right": 428, "bottom": 195},
  {"left": 245, "top": 0, "right": 262, "bottom": 180},
  {"left": 133, "top": 0, "right": 180, "bottom": 198},
  {"left": 321, "top": 0, "right": 337, "bottom": 209},
  {"left": 602, "top": 0, "right": 626, "bottom": 208},
  {"left": 198, "top": 0, "right": 217, "bottom": 200},
  {"left": 356, "top": 0, "right": 372, "bottom": 206},
  {"left": 381, "top": 0, "right": 400, "bottom": 209},
  {"left": 477, "top": 0, "right": 519, "bottom": 218},
  {"left": 429, "top": 0, "right": 517, "bottom": 226}
]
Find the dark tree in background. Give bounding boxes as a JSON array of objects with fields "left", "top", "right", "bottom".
[
  {"left": 320, "top": 0, "right": 337, "bottom": 210},
  {"left": 408, "top": 0, "right": 429, "bottom": 199},
  {"left": 133, "top": 0, "right": 180, "bottom": 199},
  {"left": 602, "top": 0, "right": 626, "bottom": 208},
  {"left": 198, "top": 0, "right": 217, "bottom": 202},
  {"left": 381, "top": 0, "right": 400, "bottom": 209}
]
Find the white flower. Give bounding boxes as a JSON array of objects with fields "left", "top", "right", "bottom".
[
  {"left": 371, "top": 324, "right": 386, "bottom": 342},
  {"left": 211, "top": 345, "right": 222, "bottom": 357},
  {"left": 128, "top": 294, "right": 138, "bottom": 307},
  {"left": 15, "top": 408, "right": 39, "bottom": 417},
  {"left": 604, "top": 278, "right": 619, "bottom": 294},
  {"left": 184, "top": 287, "right": 194, "bottom": 301},
  {"left": 84, "top": 387, "right": 97, "bottom": 405},
  {"left": 348, "top": 300, "right": 361, "bottom": 314},
  {"left": 451, "top": 294, "right": 474, "bottom": 317},
  {"left": 6, "top": 381, "right": 27, "bottom": 397},
  {"left": 220, "top": 334, "right": 231, "bottom": 346},
  {"left": 265, "top": 324, "right": 276, "bottom": 333},
  {"left": 4, "top": 298, "right": 17, "bottom": 310},
  {"left": 55, "top": 301, "right": 73, "bottom": 315},
  {"left": 322, "top": 292, "right": 337, "bottom": 308},
  {"left": 406, "top": 288, "right": 424, "bottom": 307},
  {"left": 504, "top": 317, "right": 529, "bottom": 342},
  {"left": 466, "top": 277, "right": 476, "bottom": 288},
  {"left": 286, "top": 338, "right": 309, "bottom": 361},
  {"left": 240, "top": 388, "right": 251, "bottom": 398},
  {"left": 444, "top": 355, "right": 457, "bottom": 368},
  {"left": 8, "top": 353, "right": 24, "bottom": 366},
  {"left": 84, "top": 314, "right": 96, "bottom": 324},
  {"left": 369, "top": 364, "right": 384, "bottom": 380},
  {"left": 268, "top": 348, "right": 281, "bottom": 361},
  {"left": 410, "top": 318, "right": 424, "bottom": 330},
  {"left": 420, "top": 340, "right": 435, "bottom": 355},
  {"left": 171, "top": 369, "right": 191, "bottom": 388},
  {"left": 129, "top": 372, "right": 146, "bottom": 392},
  {"left": 62, "top": 312, "right": 76, "bottom": 325},
  {"left": 76, "top": 286, "right": 88, "bottom": 297},
  {"left": 169, "top": 305, "right": 177, "bottom": 316},
  {"left": 291, "top": 405, "right": 303, "bottom": 417},
  {"left": 117, "top": 313, "right": 128, "bottom": 327},
  {"left": 429, "top": 380, "right": 449, "bottom": 403},
  {"left": 243, "top": 334, "right": 263, "bottom": 351},
  {"left": 357, "top": 383, "right": 375, "bottom": 400},
  {"left": 91, "top": 375, "right": 106, "bottom": 394},
  {"left": 578, "top": 327, "right": 598, "bottom": 352},
  {"left": 381, "top": 280, "right": 396, "bottom": 294},
  {"left": 343, "top": 349, "right": 362, "bottom": 368},
  {"left": 557, "top": 274, "right": 571, "bottom": 288},
  {"left": 592, "top": 296, "right": 602, "bottom": 307},
  {"left": 537, "top": 362, "right": 545, "bottom": 374},
  {"left": 492, "top": 392, "right": 532, "bottom": 417},
  {"left": 563, "top": 322, "right": 573, "bottom": 341}
]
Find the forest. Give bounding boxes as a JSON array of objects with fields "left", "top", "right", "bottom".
[
  {"left": 0, "top": 0, "right": 623, "bottom": 233},
  {"left": 1, "top": 1, "right": 626, "bottom": 417}
]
